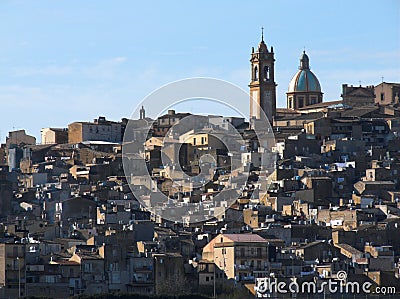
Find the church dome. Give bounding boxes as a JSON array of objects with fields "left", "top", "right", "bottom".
[{"left": 288, "top": 51, "right": 321, "bottom": 93}]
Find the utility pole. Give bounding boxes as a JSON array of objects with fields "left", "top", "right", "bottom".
[
  {"left": 213, "top": 262, "right": 216, "bottom": 299},
  {"left": 17, "top": 256, "right": 21, "bottom": 298}
]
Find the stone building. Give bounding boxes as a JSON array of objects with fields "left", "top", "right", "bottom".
[
  {"left": 152, "top": 110, "right": 191, "bottom": 137},
  {"left": 6, "top": 130, "right": 36, "bottom": 148},
  {"left": 202, "top": 234, "right": 275, "bottom": 282},
  {"left": 68, "top": 116, "right": 122, "bottom": 144},
  {"left": 41, "top": 128, "right": 68, "bottom": 144},
  {"left": 5, "top": 130, "right": 36, "bottom": 171},
  {"left": 0, "top": 168, "right": 13, "bottom": 219},
  {"left": 375, "top": 82, "right": 400, "bottom": 106},
  {"left": 0, "top": 243, "right": 26, "bottom": 298},
  {"left": 341, "top": 84, "right": 375, "bottom": 107},
  {"left": 153, "top": 253, "right": 185, "bottom": 294}
]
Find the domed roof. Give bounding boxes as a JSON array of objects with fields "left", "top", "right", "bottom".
[{"left": 288, "top": 51, "right": 321, "bottom": 93}]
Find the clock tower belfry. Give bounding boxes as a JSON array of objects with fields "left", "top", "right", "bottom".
[{"left": 249, "top": 28, "right": 277, "bottom": 124}]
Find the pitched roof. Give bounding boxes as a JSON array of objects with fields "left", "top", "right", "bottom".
[
  {"left": 297, "top": 100, "right": 342, "bottom": 110},
  {"left": 222, "top": 233, "right": 267, "bottom": 243},
  {"left": 335, "top": 243, "right": 363, "bottom": 255},
  {"left": 340, "top": 106, "right": 379, "bottom": 118}
]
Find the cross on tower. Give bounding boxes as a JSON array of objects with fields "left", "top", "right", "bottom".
[{"left": 261, "top": 27, "right": 264, "bottom": 41}]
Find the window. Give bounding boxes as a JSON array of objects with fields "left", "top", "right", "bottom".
[
  {"left": 193, "top": 138, "right": 196, "bottom": 145},
  {"left": 381, "top": 93, "right": 385, "bottom": 101},
  {"left": 264, "top": 66, "right": 270, "bottom": 81},
  {"left": 254, "top": 66, "right": 258, "bottom": 81},
  {"left": 257, "top": 248, "right": 262, "bottom": 257},
  {"left": 45, "top": 275, "right": 56, "bottom": 283},
  {"left": 110, "top": 262, "right": 119, "bottom": 271},
  {"left": 84, "top": 263, "right": 93, "bottom": 273},
  {"left": 298, "top": 97, "right": 304, "bottom": 108},
  {"left": 311, "top": 97, "right": 317, "bottom": 104},
  {"left": 12, "top": 259, "right": 18, "bottom": 270}
]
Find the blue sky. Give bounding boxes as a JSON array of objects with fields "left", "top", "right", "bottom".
[{"left": 0, "top": 0, "right": 399, "bottom": 142}]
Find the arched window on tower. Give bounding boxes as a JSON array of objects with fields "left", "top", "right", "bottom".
[
  {"left": 264, "top": 66, "right": 270, "bottom": 81},
  {"left": 254, "top": 66, "right": 258, "bottom": 81}
]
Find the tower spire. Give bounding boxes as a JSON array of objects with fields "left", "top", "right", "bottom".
[
  {"left": 249, "top": 32, "right": 276, "bottom": 123},
  {"left": 261, "top": 26, "right": 264, "bottom": 42}
]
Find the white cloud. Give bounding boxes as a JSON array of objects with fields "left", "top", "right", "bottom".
[
  {"left": 12, "top": 65, "right": 73, "bottom": 77},
  {"left": 11, "top": 56, "right": 128, "bottom": 80},
  {"left": 81, "top": 56, "right": 128, "bottom": 79}
]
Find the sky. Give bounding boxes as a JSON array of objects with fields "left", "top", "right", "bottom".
[{"left": 0, "top": 0, "right": 399, "bottom": 143}]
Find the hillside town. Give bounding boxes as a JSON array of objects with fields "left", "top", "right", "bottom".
[{"left": 1, "top": 36, "right": 400, "bottom": 298}]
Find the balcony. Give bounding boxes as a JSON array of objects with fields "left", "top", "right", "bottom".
[
  {"left": 133, "top": 273, "right": 153, "bottom": 283},
  {"left": 134, "top": 265, "right": 153, "bottom": 272},
  {"left": 235, "top": 275, "right": 255, "bottom": 282},
  {"left": 236, "top": 264, "right": 250, "bottom": 270},
  {"left": 235, "top": 252, "right": 268, "bottom": 259},
  {"left": 6, "top": 253, "right": 25, "bottom": 259}
]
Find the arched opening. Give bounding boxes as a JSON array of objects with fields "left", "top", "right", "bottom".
[
  {"left": 254, "top": 66, "right": 258, "bottom": 81},
  {"left": 264, "top": 66, "right": 270, "bottom": 81}
]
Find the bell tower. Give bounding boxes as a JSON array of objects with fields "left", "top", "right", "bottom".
[{"left": 249, "top": 28, "right": 276, "bottom": 124}]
